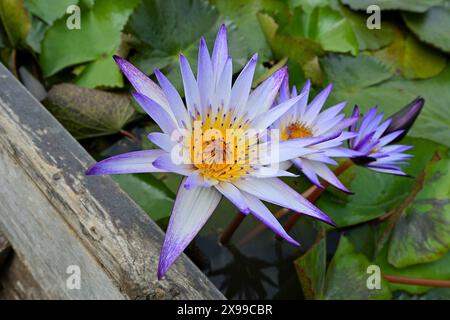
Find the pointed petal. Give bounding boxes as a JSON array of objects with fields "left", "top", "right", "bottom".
[
  {"left": 197, "top": 37, "right": 214, "bottom": 112},
  {"left": 241, "top": 192, "right": 299, "bottom": 246},
  {"left": 246, "top": 67, "right": 287, "bottom": 117},
  {"left": 180, "top": 53, "right": 201, "bottom": 116},
  {"left": 86, "top": 150, "right": 166, "bottom": 175},
  {"left": 113, "top": 55, "right": 170, "bottom": 113},
  {"left": 152, "top": 153, "right": 194, "bottom": 176},
  {"left": 229, "top": 54, "right": 257, "bottom": 116},
  {"left": 133, "top": 92, "right": 178, "bottom": 135},
  {"left": 184, "top": 171, "right": 216, "bottom": 189},
  {"left": 213, "top": 58, "right": 232, "bottom": 112},
  {"left": 154, "top": 69, "right": 191, "bottom": 129},
  {"left": 308, "top": 161, "right": 350, "bottom": 193},
  {"left": 293, "top": 159, "right": 323, "bottom": 188},
  {"left": 249, "top": 93, "right": 304, "bottom": 131},
  {"left": 147, "top": 132, "right": 176, "bottom": 152},
  {"left": 303, "top": 83, "right": 332, "bottom": 125},
  {"left": 212, "top": 24, "right": 228, "bottom": 87},
  {"left": 233, "top": 178, "right": 334, "bottom": 225},
  {"left": 158, "top": 182, "right": 221, "bottom": 279},
  {"left": 215, "top": 182, "right": 250, "bottom": 214}
]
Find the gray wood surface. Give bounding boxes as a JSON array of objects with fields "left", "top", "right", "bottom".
[{"left": 0, "top": 63, "right": 224, "bottom": 300}]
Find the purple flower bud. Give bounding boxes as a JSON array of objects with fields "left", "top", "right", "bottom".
[{"left": 383, "top": 97, "right": 424, "bottom": 143}]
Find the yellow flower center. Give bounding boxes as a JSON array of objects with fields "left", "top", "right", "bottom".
[
  {"left": 281, "top": 122, "right": 313, "bottom": 140},
  {"left": 188, "top": 107, "right": 254, "bottom": 181}
]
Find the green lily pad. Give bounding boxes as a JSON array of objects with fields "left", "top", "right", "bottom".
[
  {"left": 41, "top": 0, "right": 140, "bottom": 76},
  {"left": 294, "top": 237, "right": 326, "bottom": 299},
  {"left": 75, "top": 54, "right": 124, "bottom": 89},
  {"left": 44, "top": 83, "right": 136, "bottom": 139},
  {"left": 388, "top": 157, "right": 450, "bottom": 268},
  {"left": 24, "top": 0, "right": 79, "bottom": 25},
  {"left": 375, "top": 243, "right": 450, "bottom": 295},
  {"left": 403, "top": 3, "right": 450, "bottom": 53},
  {"left": 322, "top": 54, "right": 450, "bottom": 147},
  {"left": 113, "top": 173, "right": 175, "bottom": 222},
  {"left": 341, "top": 0, "right": 443, "bottom": 13},
  {"left": 323, "top": 236, "right": 392, "bottom": 299}
]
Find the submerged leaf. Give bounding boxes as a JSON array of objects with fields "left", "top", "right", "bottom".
[
  {"left": 341, "top": 0, "right": 443, "bottom": 13},
  {"left": 44, "top": 83, "right": 136, "bottom": 139},
  {"left": 0, "top": 0, "right": 30, "bottom": 47}
]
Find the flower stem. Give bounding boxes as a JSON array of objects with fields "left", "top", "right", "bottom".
[
  {"left": 384, "top": 275, "right": 450, "bottom": 288},
  {"left": 220, "top": 212, "right": 247, "bottom": 245}
]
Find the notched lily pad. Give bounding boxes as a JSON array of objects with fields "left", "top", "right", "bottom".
[
  {"left": 44, "top": 83, "right": 136, "bottom": 139},
  {"left": 388, "top": 158, "right": 450, "bottom": 268}
]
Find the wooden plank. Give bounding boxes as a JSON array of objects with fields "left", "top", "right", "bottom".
[
  {"left": 0, "top": 251, "right": 48, "bottom": 300},
  {"left": 0, "top": 63, "right": 224, "bottom": 300},
  {"left": 0, "top": 231, "right": 11, "bottom": 270}
]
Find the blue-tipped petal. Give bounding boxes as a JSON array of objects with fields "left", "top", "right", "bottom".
[
  {"left": 86, "top": 149, "right": 166, "bottom": 176},
  {"left": 158, "top": 182, "right": 221, "bottom": 279},
  {"left": 241, "top": 192, "right": 300, "bottom": 246}
]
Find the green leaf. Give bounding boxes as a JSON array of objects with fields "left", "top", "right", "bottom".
[
  {"left": 128, "top": 0, "right": 236, "bottom": 91},
  {"left": 294, "top": 237, "right": 326, "bottom": 299},
  {"left": 375, "top": 243, "right": 450, "bottom": 294},
  {"left": 44, "top": 83, "right": 136, "bottom": 139},
  {"left": 403, "top": 3, "right": 450, "bottom": 53},
  {"left": 41, "top": 0, "right": 140, "bottom": 76},
  {"left": 317, "top": 138, "right": 439, "bottom": 228},
  {"left": 388, "top": 157, "right": 450, "bottom": 268},
  {"left": 323, "top": 236, "right": 392, "bottom": 299},
  {"left": 341, "top": 0, "right": 443, "bottom": 13},
  {"left": 75, "top": 55, "right": 124, "bottom": 89},
  {"left": 211, "top": 0, "right": 281, "bottom": 58},
  {"left": 0, "top": 0, "right": 31, "bottom": 47},
  {"left": 24, "top": 0, "right": 79, "bottom": 25},
  {"left": 312, "top": 6, "right": 358, "bottom": 55},
  {"left": 373, "top": 30, "right": 446, "bottom": 80},
  {"left": 339, "top": 4, "right": 394, "bottom": 50},
  {"left": 113, "top": 173, "right": 175, "bottom": 222}
]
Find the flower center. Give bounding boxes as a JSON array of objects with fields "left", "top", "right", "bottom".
[
  {"left": 281, "top": 122, "right": 313, "bottom": 140},
  {"left": 188, "top": 107, "right": 254, "bottom": 181}
]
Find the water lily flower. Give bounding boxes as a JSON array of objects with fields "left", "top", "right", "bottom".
[
  {"left": 272, "top": 77, "right": 359, "bottom": 193},
  {"left": 349, "top": 105, "right": 414, "bottom": 175},
  {"left": 86, "top": 25, "right": 334, "bottom": 279}
]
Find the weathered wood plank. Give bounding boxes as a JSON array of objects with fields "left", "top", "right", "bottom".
[
  {"left": 0, "top": 251, "right": 48, "bottom": 300},
  {"left": 0, "top": 63, "right": 224, "bottom": 300}
]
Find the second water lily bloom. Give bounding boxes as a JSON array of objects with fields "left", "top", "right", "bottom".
[
  {"left": 272, "top": 77, "right": 360, "bottom": 193},
  {"left": 86, "top": 25, "right": 334, "bottom": 279}
]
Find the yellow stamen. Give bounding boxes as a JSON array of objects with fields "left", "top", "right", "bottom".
[{"left": 281, "top": 122, "right": 313, "bottom": 140}]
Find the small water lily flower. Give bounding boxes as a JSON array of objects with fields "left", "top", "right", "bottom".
[
  {"left": 349, "top": 105, "right": 414, "bottom": 176},
  {"left": 272, "top": 78, "right": 359, "bottom": 193},
  {"left": 383, "top": 97, "right": 424, "bottom": 143},
  {"left": 86, "top": 25, "right": 334, "bottom": 279}
]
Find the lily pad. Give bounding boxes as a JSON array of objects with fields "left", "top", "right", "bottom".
[
  {"left": 375, "top": 244, "right": 450, "bottom": 295},
  {"left": 294, "top": 237, "right": 326, "bottom": 299},
  {"left": 75, "top": 54, "right": 124, "bottom": 89},
  {"left": 24, "top": 0, "right": 79, "bottom": 25},
  {"left": 341, "top": 0, "right": 443, "bottom": 13},
  {"left": 403, "top": 3, "right": 450, "bottom": 53},
  {"left": 113, "top": 173, "right": 175, "bottom": 222},
  {"left": 41, "top": 0, "right": 140, "bottom": 76},
  {"left": 388, "top": 157, "right": 450, "bottom": 268},
  {"left": 323, "top": 236, "right": 392, "bottom": 299},
  {"left": 44, "top": 83, "right": 136, "bottom": 139}
]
